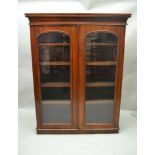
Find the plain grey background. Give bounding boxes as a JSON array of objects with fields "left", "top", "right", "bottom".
[{"left": 18, "top": 0, "right": 137, "bottom": 111}]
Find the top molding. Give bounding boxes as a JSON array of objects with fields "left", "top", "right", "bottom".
[{"left": 25, "top": 13, "right": 131, "bottom": 26}]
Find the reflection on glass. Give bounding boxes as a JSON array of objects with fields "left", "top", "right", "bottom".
[
  {"left": 39, "top": 46, "right": 70, "bottom": 62},
  {"left": 38, "top": 31, "right": 71, "bottom": 124},
  {"left": 85, "top": 32, "right": 117, "bottom": 124}
]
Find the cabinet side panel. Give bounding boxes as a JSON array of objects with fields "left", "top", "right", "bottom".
[
  {"left": 114, "top": 26, "right": 126, "bottom": 127},
  {"left": 30, "top": 26, "right": 43, "bottom": 128}
]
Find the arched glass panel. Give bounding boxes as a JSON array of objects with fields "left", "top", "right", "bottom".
[
  {"left": 38, "top": 32, "right": 70, "bottom": 43},
  {"left": 85, "top": 31, "right": 118, "bottom": 124},
  {"left": 38, "top": 31, "right": 71, "bottom": 124}
]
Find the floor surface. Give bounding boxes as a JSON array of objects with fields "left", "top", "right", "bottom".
[{"left": 19, "top": 109, "right": 136, "bottom": 155}]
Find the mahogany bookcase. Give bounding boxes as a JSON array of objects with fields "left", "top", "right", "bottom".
[{"left": 25, "top": 13, "right": 131, "bottom": 134}]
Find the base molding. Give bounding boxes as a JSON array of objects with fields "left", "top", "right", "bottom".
[{"left": 37, "top": 128, "right": 119, "bottom": 134}]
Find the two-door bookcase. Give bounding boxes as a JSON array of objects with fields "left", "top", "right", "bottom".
[{"left": 25, "top": 13, "right": 131, "bottom": 134}]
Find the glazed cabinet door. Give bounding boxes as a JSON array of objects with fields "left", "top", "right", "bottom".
[
  {"left": 79, "top": 25, "right": 125, "bottom": 132},
  {"left": 30, "top": 26, "right": 78, "bottom": 131}
]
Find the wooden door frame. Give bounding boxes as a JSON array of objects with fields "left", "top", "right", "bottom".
[
  {"left": 30, "top": 25, "right": 79, "bottom": 133},
  {"left": 78, "top": 25, "right": 126, "bottom": 133}
]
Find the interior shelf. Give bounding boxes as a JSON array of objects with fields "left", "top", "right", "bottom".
[
  {"left": 42, "top": 100, "right": 70, "bottom": 104},
  {"left": 40, "top": 61, "right": 115, "bottom": 66},
  {"left": 86, "top": 99, "right": 114, "bottom": 104},
  {"left": 42, "top": 100, "right": 114, "bottom": 105},
  {"left": 87, "top": 43, "right": 117, "bottom": 46},
  {"left": 40, "top": 61, "right": 70, "bottom": 66},
  {"left": 86, "top": 61, "right": 116, "bottom": 66},
  {"left": 41, "top": 82, "right": 70, "bottom": 87},
  {"left": 38, "top": 43, "right": 70, "bottom": 46},
  {"left": 86, "top": 82, "right": 114, "bottom": 87}
]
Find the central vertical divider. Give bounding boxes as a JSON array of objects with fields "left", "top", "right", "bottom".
[
  {"left": 71, "top": 25, "right": 79, "bottom": 129},
  {"left": 78, "top": 25, "right": 86, "bottom": 131},
  {"left": 77, "top": 24, "right": 80, "bottom": 131}
]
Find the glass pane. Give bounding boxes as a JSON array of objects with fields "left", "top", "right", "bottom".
[
  {"left": 86, "top": 87, "right": 114, "bottom": 100},
  {"left": 39, "top": 46, "right": 70, "bottom": 62},
  {"left": 86, "top": 102, "right": 114, "bottom": 123},
  {"left": 42, "top": 103, "right": 70, "bottom": 123},
  {"left": 38, "top": 31, "right": 71, "bottom": 124},
  {"left": 40, "top": 66, "right": 70, "bottom": 82},
  {"left": 41, "top": 88, "right": 70, "bottom": 100},
  {"left": 86, "top": 32, "right": 117, "bottom": 43},
  {"left": 86, "top": 66, "right": 115, "bottom": 82},
  {"left": 38, "top": 32, "right": 70, "bottom": 43},
  {"left": 85, "top": 32, "right": 117, "bottom": 124},
  {"left": 86, "top": 46, "right": 117, "bottom": 61}
]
